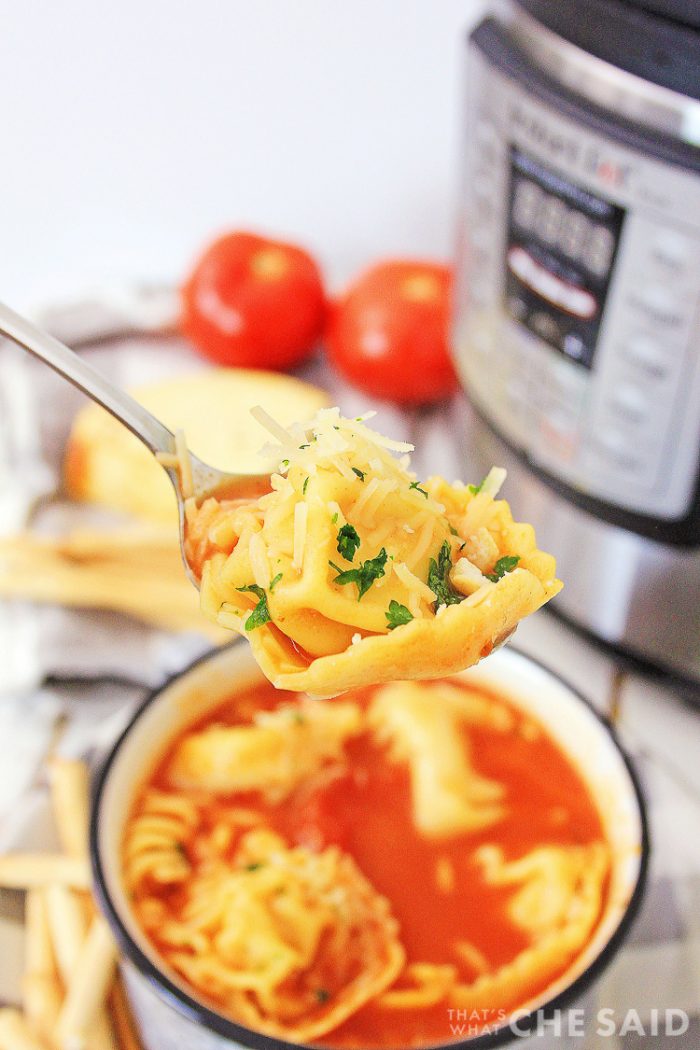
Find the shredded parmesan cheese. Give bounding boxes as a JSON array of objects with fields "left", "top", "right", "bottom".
[
  {"left": 353, "top": 478, "right": 397, "bottom": 527},
  {"left": 351, "top": 477, "right": 381, "bottom": 521},
  {"left": 334, "top": 457, "right": 360, "bottom": 483},
  {"left": 208, "top": 515, "right": 237, "bottom": 548},
  {"left": 450, "top": 558, "right": 491, "bottom": 597},
  {"left": 155, "top": 451, "right": 179, "bottom": 469},
  {"left": 365, "top": 519, "right": 397, "bottom": 551},
  {"left": 327, "top": 500, "right": 343, "bottom": 524},
  {"left": 393, "top": 561, "right": 436, "bottom": 604},
  {"left": 217, "top": 603, "right": 244, "bottom": 632},
  {"left": 251, "top": 406, "right": 414, "bottom": 487},
  {"left": 479, "top": 467, "right": 507, "bottom": 499},
  {"left": 292, "top": 503, "right": 308, "bottom": 573},
  {"left": 249, "top": 532, "right": 271, "bottom": 590},
  {"left": 250, "top": 405, "right": 299, "bottom": 447},
  {"left": 460, "top": 528, "right": 500, "bottom": 573},
  {"left": 405, "top": 517, "right": 435, "bottom": 570},
  {"left": 462, "top": 585, "right": 494, "bottom": 608},
  {"left": 365, "top": 479, "right": 397, "bottom": 522},
  {"left": 270, "top": 473, "right": 294, "bottom": 495}
]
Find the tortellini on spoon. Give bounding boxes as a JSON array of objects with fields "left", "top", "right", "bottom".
[{"left": 185, "top": 408, "right": 561, "bottom": 697}]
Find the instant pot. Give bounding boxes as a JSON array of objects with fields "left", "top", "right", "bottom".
[{"left": 454, "top": 0, "right": 700, "bottom": 684}]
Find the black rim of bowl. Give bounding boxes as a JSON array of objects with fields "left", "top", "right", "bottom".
[{"left": 89, "top": 641, "right": 650, "bottom": 1050}]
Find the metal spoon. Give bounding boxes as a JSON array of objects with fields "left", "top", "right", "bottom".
[{"left": 0, "top": 300, "right": 270, "bottom": 587}]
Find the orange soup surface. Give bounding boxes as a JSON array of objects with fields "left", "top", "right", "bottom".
[{"left": 127, "top": 678, "right": 609, "bottom": 1048}]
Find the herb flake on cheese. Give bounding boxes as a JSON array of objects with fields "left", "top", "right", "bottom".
[
  {"left": 336, "top": 523, "right": 361, "bottom": 562},
  {"left": 236, "top": 584, "right": 272, "bottom": 630},
  {"left": 385, "top": 600, "right": 414, "bottom": 630}
]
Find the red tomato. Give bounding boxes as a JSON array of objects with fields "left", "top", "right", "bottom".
[
  {"left": 180, "top": 231, "right": 326, "bottom": 370},
  {"left": 325, "top": 259, "right": 458, "bottom": 405}
]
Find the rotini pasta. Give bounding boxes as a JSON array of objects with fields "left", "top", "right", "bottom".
[{"left": 123, "top": 790, "right": 199, "bottom": 892}]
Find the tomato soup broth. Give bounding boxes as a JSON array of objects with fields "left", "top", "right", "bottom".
[{"left": 125, "top": 678, "right": 609, "bottom": 1048}]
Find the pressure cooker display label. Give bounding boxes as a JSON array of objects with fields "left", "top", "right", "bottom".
[{"left": 505, "top": 147, "right": 625, "bottom": 368}]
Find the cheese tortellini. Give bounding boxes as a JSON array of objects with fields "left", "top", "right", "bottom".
[{"left": 186, "top": 408, "right": 561, "bottom": 696}]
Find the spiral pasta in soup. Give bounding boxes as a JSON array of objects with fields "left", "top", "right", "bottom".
[
  {"left": 184, "top": 408, "right": 561, "bottom": 697},
  {"left": 124, "top": 676, "right": 611, "bottom": 1047}
]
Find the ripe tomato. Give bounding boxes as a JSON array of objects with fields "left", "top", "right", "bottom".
[
  {"left": 325, "top": 259, "right": 458, "bottom": 405},
  {"left": 180, "top": 231, "right": 326, "bottom": 370}
]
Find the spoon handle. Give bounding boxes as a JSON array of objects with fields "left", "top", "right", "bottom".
[{"left": 0, "top": 300, "right": 176, "bottom": 457}]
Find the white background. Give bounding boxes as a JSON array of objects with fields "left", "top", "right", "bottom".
[{"left": 1, "top": 1, "right": 486, "bottom": 309}]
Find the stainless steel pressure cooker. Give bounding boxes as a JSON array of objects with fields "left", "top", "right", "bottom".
[{"left": 454, "top": 0, "right": 700, "bottom": 683}]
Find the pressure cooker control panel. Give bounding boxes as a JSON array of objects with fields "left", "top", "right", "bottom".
[
  {"left": 505, "top": 147, "right": 625, "bottom": 370},
  {"left": 455, "top": 42, "right": 700, "bottom": 526}
]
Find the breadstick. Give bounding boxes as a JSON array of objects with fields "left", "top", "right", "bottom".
[
  {"left": 48, "top": 759, "right": 90, "bottom": 861},
  {"left": 0, "top": 855, "right": 90, "bottom": 890},
  {"left": 45, "top": 762, "right": 122, "bottom": 1050},
  {"left": 44, "top": 885, "right": 89, "bottom": 982},
  {"left": 0, "top": 1009, "right": 48, "bottom": 1050},
  {"left": 22, "top": 890, "right": 62, "bottom": 1040},
  {"left": 0, "top": 533, "right": 226, "bottom": 640},
  {"left": 44, "top": 891, "right": 118, "bottom": 1050},
  {"left": 85, "top": 1012, "right": 118, "bottom": 1050},
  {"left": 57, "top": 918, "right": 117, "bottom": 1050}
]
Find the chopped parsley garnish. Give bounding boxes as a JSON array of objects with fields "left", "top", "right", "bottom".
[
  {"left": 269, "top": 572, "right": 283, "bottom": 592},
  {"left": 245, "top": 862, "right": 264, "bottom": 872},
  {"left": 385, "top": 600, "right": 413, "bottom": 630},
  {"left": 330, "top": 548, "right": 388, "bottom": 600},
  {"left": 236, "top": 584, "right": 271, "bottom": 630},
  {"left": 485, "top": 555, "right": 520, "bottom": 582},
  {"left": 281, "top": 458, "right": 290, "bottom": 468},
  {"left": 302, "top": 476, "right": 309, "bottom": 495},
  {"left": 409, "top": 481, "right": 428, "bottom": 498},
  {"left": 331, "top": 511, "right": 339, "bottom": 524},
  {"left": 336, "top": 523, "right": 361, "bottom": 562},
  {"left": 468, "top": 475, "right": 486, "bottom": 495},
  {"left": 427, "top": 541, "right": 464, "bottom": 611},
  {"left": 299, "top": 443, "right": 310, "bottom": 449},
  {"left": 352, "top": 467, "right": 366, "bottom": 481},
  {"left": 449, "top": 524, "right": 459, "bottom": 536},
  {"left": 292, "top": 711, "right": 307, "bottom": 725},
  {"left": 315, "top": 988, "right": 331, "bottom": 1004}
]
